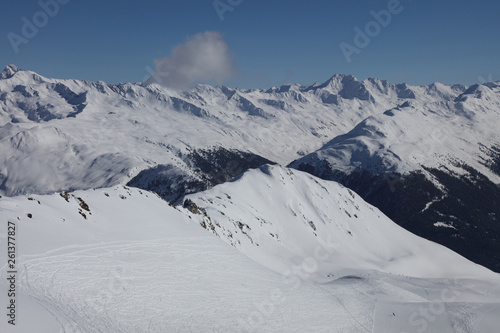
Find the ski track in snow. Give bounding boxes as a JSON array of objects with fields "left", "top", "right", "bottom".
[
  {"left": 2, "top": 237, "right": 376, "bottom": 332},
  {"left": 2, "top": 236, "right": 498, "bottom": 332}
]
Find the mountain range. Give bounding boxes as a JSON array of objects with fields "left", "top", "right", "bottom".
[
  {"left": 1, "top": 64, "right": 499, "bottom": 332},
  {"left": 1, "top": 64, "right": 499, "bottom": 271}
]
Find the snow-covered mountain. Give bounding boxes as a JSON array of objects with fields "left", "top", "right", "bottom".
[
  {"left": 1, "top": 168, "right": 499, "bottom": 332},
  {"left": 185, "top": 165, "right": 493, "bottom": 280},
  {"left": 0, "top": 65, "right": 396, "bottom": 198},
  {"left": 290, "top": 81, "right": 500, "bottom": 272},
  {"left": 290, "top": 83, "right": 500, "bottom": 179},
  {"left": 0, "top": 64, "right": 447, "bottom": 199}
]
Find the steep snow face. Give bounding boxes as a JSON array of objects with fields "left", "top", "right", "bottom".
[
  {"left": 1, "top": 183, "right": 500, "bottom": 332},
  {"left": 0, "top": 65, "right": 460, "bottom": 198},
  {"left": 185, "top": 165, "right": 494, "bottom": 280}
]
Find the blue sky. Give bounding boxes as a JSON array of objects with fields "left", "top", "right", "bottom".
[{"left": 1, "top": 0, "right": 499, "bottom": 88}]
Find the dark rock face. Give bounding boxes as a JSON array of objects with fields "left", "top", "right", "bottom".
[
  {"left": 128, "top": 147, "right": 275, "bottom": 204},
  {"left": 170, "top": 97, "right": 209, "bottom": 117},
  {"left": 235, "top": 96, "right": 271, "bottom": 118},
  {"left": 52, "top": 83, "right": 87, "bottom": 117},
  {"left": 15, "top": 101, "right": 58, "bottom": 122},
  {"left": 293, "top": 161, "right": 500, "bottom": 272}
]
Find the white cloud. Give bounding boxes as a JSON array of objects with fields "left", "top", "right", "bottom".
[{"left": 148, "top": 31, "right": 235, "bottom": 90}]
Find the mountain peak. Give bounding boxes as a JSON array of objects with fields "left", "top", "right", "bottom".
[
  {"left": 326, "top": 73, "right": 358, "bottom": 85},
  {"left": 311, "top": 73, "right": 373, "bottom": 101},
  {"left": 1, "top": 64, "right": 21, "bottom": 79},
  {"left": 303, "top": 74, "right": 357, "bottom": 91}
]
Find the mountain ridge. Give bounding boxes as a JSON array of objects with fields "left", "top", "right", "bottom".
[{"left": 2, "top": 64, "right": 499, "bottom": 272}]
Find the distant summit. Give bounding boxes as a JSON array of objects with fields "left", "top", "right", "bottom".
[{"left": 0, "top": 64, "right": 21, "bottom": 79}]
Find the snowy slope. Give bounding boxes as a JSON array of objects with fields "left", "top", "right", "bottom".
[
  {"left": 185, "top": 165, "right": 494, "bottom": 280},
  {"left": 1, "top": 176, "right": 499, "bottom": 332},
  {"left": 0, "top": 186, "right": 374, "bottom": 333}
]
